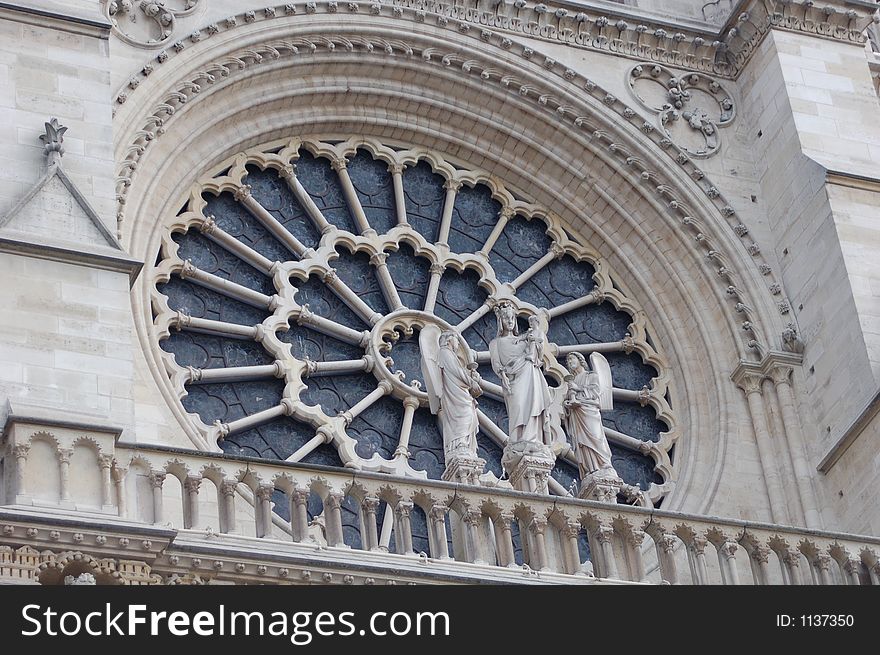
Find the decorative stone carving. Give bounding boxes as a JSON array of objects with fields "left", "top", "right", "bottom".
[
  {"left": 420, "top": 328, "right": 482, "bottom": 458},
  {"left": 104, "top": 0, "right": 202, "bottom": 48},
  {"left": 562, "top": 352, "right": 622, "bottom": 498},
  {"left": 628, "top": 64, "right": 735, "bottom": 158}
]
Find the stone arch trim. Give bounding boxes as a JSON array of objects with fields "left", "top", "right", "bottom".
[{"left": 115, "top": 13, "right": 789, "bottom": 514}]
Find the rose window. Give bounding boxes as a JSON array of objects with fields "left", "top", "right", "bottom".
[{"left": 151, "top": 137, "right": 676, "bottom": 509}]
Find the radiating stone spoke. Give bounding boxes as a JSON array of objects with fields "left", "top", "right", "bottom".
[
  {"left": 388, "top": 164, "right": 408, "bottom": 226},
  {"left": 187, "top": 362, "right": 284, "bottom": 384},
  {"left": 370, "top": 253, "right": 404, "bottom": 311},
  {"left": 477, "top": 207, "right": 513, "bottom": 257},
  {"left": 302, "top": 357, "right": 374, "bottom": 377},
  {"left": 196, "top": 215, "right": 275, "bottom": 274},
  {"left": 178, "top": 259, "right": 274, "bottom": 309},
  {"left": 547, "top": 289, "right": 605, "bottom": 318},
  {"left": 233, "top": 186, "right": 312, "bottom": 258},
  {"left": 509, "top": 245, "right": 561, "bottom": 290},
  {"left": 322, "top": 269, "right": 383, "bottom": 325},
  {"left": 422, "top": 263, "right": 445, "bottom": 314},
  {"left": 217, "top": 401, "right": 292, "bottom": 438},
  {"left": 339, "top": 380, "right": 394, "bottom": 426},
  {"left": 436, "top": 179, "right": 462, "bottom": 246},
  {"left": 286, "top": 432, "right": 328, "bottom": 463},
  {"left": 279, "top": 166, "right": 332, "bottom": 233},
  {"left": 456, "top": 301, "right": 492, "bottom": 332},
  {"left": 604, "top": 427, "right": 653, "bottom": 453},
  {"left": 172, "top": 313, "right": 260, "bottom": 340},
  {"left": 332, "top": 158, "right": 374, "bottom": 235},
  {"left": 294, "top": 305, "right": 370, "bottom": 347},
  {"left": 478, "top": 379, "right": 504, "bottom": 402},
  {"left": 551, "top": 337, "right": 635, "bottom": 357}
]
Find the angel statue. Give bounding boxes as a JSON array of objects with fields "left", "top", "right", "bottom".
[
  {"left": 419, "top": 326, "right": 482, "bottom": 457},
  {"left": 563, "top": 352, "right": 620, "bottom": 480}
]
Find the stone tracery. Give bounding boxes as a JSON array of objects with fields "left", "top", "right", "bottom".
[{"left": 150, "top": 136, "right": 677, "bottom": 504}]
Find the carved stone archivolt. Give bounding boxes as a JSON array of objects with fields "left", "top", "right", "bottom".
[{"left": 627, "top": 64, "right": 735, "bottom": 159}]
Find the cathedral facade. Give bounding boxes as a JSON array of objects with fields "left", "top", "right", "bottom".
[{"left": 0, "top": 0, "right": 879, "bottom": 585}]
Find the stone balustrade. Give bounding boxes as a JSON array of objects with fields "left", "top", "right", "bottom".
[{"left": 3, "top": 426, "right": 879, "bottom": 585}]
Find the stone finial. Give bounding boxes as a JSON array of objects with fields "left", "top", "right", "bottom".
[{"left": 39, "top": 118, "right": 67, "bottom": 167}]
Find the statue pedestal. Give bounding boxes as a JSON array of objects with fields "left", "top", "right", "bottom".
[
  {"left": 578, "top": 470, "right": 625, "bottom": 503},
  {"left": 502, "top": 442, "right": 555, "bottom": 494},
  {"left": 442, "top": 452, "right": 486, "bottom": 486}
]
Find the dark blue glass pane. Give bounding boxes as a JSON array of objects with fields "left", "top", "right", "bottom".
[
  {"left": 610, "top": 444, "right": 663, "bottom": 491},
  {"left": 477, "top": 432, "right": 504, "bottom": 478},
  {"left": 332, "top": 248, "right": 389, "bottom": 316},
  {"left": 172, "top": 231, "right": 274, "bottom": 295},
  {"left": 386, "top": 244, "right": 431, "bottom": 310},
  {"left": 448, "top": 183, "right": 499, "bottom": 254},
  {"left": 516, "top": 255, "right": 596, "bottom": 309},
  {"left": 346, "top": 149, "right": 397, "bottom": 235},
  {"left": 402, "top": 160, "right": 444, "bottom": 243},
  {"left": 348, "top": 395, "right": 401, "bottom": 461},
  {"left": 434, "top": 268, "right": 487, "bottom": 326},
  {"left": 341, "top": 494, "right": 362, "bottom": 549},
  {"left": 488, "top": 215, "right": 552, "bottom": 284},
  {"left": 158, "top": 277, "right": 268, "bottom": 326},
  {"left": 300, "top": 374, "right": 376, "bottom": 416},
  {"left": 296, "top": 150, "right": 358, "bottom": 233},
  {"left": 602, "top": 402, "right": 667, "bottom": 444},
  {"left": 547, "top": 301, "right": 633, "bottom": 346},
  {"left": 605, "top": 352, "right": 657, "bottom": 391},
  {"left": 183, "top": 379, "right": 284, "bottom": 424},
  {"left": 161, "top": 331, "right": 273, "bottom": 369},
  {"left": 408, "top": 408, "right": 445, "bottom": 479},
  {"left": 271, "top": 488, "right": 290, "bottom": 522},
  {"left": 221, "top": 414, "right": 311, "bottom": 462},
  {"left": 244, "top": 165, "right": 321, "bottom": 251},
  {"left": 202, "top": 191, "right": 292, "bottom": 263},
  {"left": 301, "top": 443, "right": 344, "bottom": 468},
  {"left": 278, "top": 323, "right": 364, "bottom": 362},
  {"left": 410, "top": 504, "right": 430, "bottom": 555},
  {"left": 384, "top": 332, "right": 422, "bottom": 387},
  {"left": 511, "top": 519, "right": 524, "bottom": 566},
  {"left": 551, "top": 457, "right": 580, "bottom": 495},
  {"left": 578, "top": 529, "right": 592, "bottom": 563},
  {"left": 292, "top": 275, "right": 368, "bottom": 330}
]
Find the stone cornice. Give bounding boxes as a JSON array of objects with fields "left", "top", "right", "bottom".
[
  {"left": 111, "top": 0, "right": 876, "bottom": 89},
  {"left": 0, "top": 1, "right": 111, "bottom": 38}
]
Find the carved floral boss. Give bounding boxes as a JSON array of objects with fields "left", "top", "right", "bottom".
[
  {"left": 628, "top": 64, "right": 735, "bottom": 158},
  {"left": 104, "top": 0, "right": 201, "bottom": 47}
]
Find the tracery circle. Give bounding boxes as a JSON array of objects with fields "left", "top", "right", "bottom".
[{"left": 150, "top": 136, "right": 678, "bottom": 504}]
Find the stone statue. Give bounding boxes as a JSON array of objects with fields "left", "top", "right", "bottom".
[
  {"left": 563, "top": 352, "right": 620, "bottom": 481},
  {"left": 489, "top": 303, "right": 554, "bottom": 451},
  {"left": 420, "top": 326, "right": 482, "bottom": 458}
]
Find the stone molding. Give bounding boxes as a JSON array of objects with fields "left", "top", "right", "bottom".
[{"left": 106, "top": 0, "right": 876, "bottom": 78}]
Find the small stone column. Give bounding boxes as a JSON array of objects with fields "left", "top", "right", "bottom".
[
  {"left": 843, "top": 556, "right": 862, "bottom": 585},
  {"left": 99, "top": 454, "right": 114, "bottom": 509},
  {"left": 12, "top": 444, "right": 29, "bottom": 500},
  {"left": 291, "top": 487, "right": 311, "bottom": 543},
  {"left": 149, "top": 471, "right": 165, "bottom": 526},
  {"left": 112, "top": 464, "right": 127, "bottom": 519},
  {"left": 394, "top": 501, "right": 415, "bottom": 555},
  {"left": 57, "top": 448, "right": 72, "bottom": 503},
  {"left": 183, "top": 476, "right": 201, "bottom": 529},
  {"left": 593, "top": 521, "right": 619, "bottom": 579},
  {"left": 689, "top": 536, "right": 711, "bottom": 585},
  {"left": 493, "top": 512, "right": 517, "bottom": 568},
  {"left": 361, "top": 496, "right": 380, "bottom": 551},
  {"left": 324, "top": 491, "right": 347, "bottom": 548},
  {"left": 750, "top": 545, "right": 771, "bottom": 585},
  {"left": 429, "top": 504, "right": 450, "bottom": 560},
  {"left": 562, "top": 522, "right": 583, "bottom": 575},
  {"left": 782, "top": 550, "right": 803, "bottom": 585},
  {"left": 219, "top": 479, "right": 238, "bottom": 534}
]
